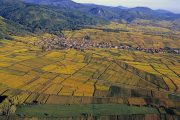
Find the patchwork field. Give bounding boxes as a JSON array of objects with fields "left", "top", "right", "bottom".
[
  {"left": 0, "top": 38, "right": 179, "bottom": 118},
  {"left": 0, "top": 0, "right": 180, "bottom": 118}
]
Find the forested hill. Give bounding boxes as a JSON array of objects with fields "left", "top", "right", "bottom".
[
  {"left": 0, "top": 16, "right": 30, "bottom": 39},
  {"left": 22, "top": 0, "right": 180, "bottom": 21},
  {"left": 0, "top": 0, "right": 106, "bottom": 35},
  {"left": 0, "top": 0, "right": 180, "bottom": 37}
]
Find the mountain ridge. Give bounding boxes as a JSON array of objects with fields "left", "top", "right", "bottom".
[
  {"left": 0, "top": 0, "right": 106, "bottom": 35},
  {"left": 22, "top": 0, "right": 180, "bottom": 14},
  {"left": 0, "top": 0, "right": 180, "bottom": 37},
  {"left": 21, "top": 0, "right": 180, "bottom": 21}
]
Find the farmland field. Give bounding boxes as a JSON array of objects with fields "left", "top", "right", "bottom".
[
  {"left": 63, "top": 22, "right": 180, "bottom": 48},
  {"left": 0, "top": 0, "right": 180, "bottom": 119},
  {"left": 0, "top": 22, "right": 180, "bottom": 119},
  {"left": 16, "top": 104, "right": 159, "bottom": 118},
  {"left": 0, "top": 37, "right": 179, "bottom": 118}
]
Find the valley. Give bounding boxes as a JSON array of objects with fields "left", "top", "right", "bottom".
[
  {"left": 0, "top": 32, "right": 179, "bottom": 119},
  {"left": 0, "top": 0, "right": 179, "bottom": 119}
]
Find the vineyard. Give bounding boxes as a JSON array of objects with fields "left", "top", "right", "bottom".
[
  {"left": 0, "top": 36, "right": 179, "bottom": 118},
  {"left": 0, "top": 0, "right": 179, "bottom": 118},
  {"left": 63, "top": 22, "right": 180, "bottom": 48}
]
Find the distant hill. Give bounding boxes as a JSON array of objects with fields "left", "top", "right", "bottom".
[
  {"left": 22, "top": 0, "right": 180, "bottom": 22},
  {"left": 0, "top": 0, "right": 106, "bottom": 35},
  {"left": 20, "top": 0, "right": 180, "bottom": 30},
  {"left": 0, "top": 0, "right": 180, "bottom": 37},
  {"left": 23, "top": 0, "right": 81, "bottom": 9}
]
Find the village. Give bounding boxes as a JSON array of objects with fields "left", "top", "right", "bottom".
[{"left": 35, "top": 36, "right": 180, "bottom": 54}]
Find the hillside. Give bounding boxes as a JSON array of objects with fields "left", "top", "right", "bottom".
[
  {"left": 0, "top": 0, "right": 105, "bottom": 34},
  {"left": 0, "top": 16, "right": 29, "bottom": 39},
  {"left": 0, "top": 0, "right": 180, "bottom": 48},
  {"left": 63, "top": 22, "right": 180, "bottom": 48},
  {"left": 0, "top": 16, "right": 11, "bottom": 39},
  {"left": 0, "top": 0, "right": 180, "bottom": 35},
  {"left": 22, "top": 0, "right": 180, "bottom": 22}
]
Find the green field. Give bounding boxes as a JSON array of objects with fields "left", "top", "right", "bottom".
[{"left": 16, "top": 104, "right": 159, "bottom": 118}]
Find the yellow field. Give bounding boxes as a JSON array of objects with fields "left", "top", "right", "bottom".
[
  {"left": 0, "top": 37, "right": 179, "bottom": 105},
  {"left": 63, "top": 22, "right": 180, "bottom": 48}
]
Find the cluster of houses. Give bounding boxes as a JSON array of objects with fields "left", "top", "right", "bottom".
[
  {"left": 34, "top": 37, "right": 66, "bottom": 51},
  {"left": 35, "top": 37, "right": 116, "bottom": 51},
  {"left": 135, "top": 47, "right": 180, "bottom": 54},
  {"left": 35, "top": 37, "right": 180, "bottom": 54}
]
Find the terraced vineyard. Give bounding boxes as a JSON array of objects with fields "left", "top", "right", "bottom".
[{"left": 0, "top": 37, "right": 179, "bottom": 119}]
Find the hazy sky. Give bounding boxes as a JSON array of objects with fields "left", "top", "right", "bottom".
[{"left": 73, "top": 0, "right": 180, "bottom": 13}]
